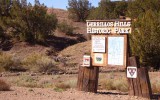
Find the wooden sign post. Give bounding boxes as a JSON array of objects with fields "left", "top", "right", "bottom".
[
  {"left": 128, "top": 56, "right": 152, "bottom": 99},
  {"left": 77, "top": 19, "right": 152, "bottom": 99},
  {"left": 77, "top": 19, "right": 131, "bottom": 93}
]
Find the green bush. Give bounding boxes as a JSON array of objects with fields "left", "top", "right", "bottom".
[
  {"left": 88, "top": 1, "right": 127, "bottom": 20},
  {"left": 0, "top": 0, "right": 58, "bottom": 43},
  {"left": 57, "top": 21, "right": 74, "bottom": 35},
  {"left": 130, "top": 10, "right": 160, "bottom": 68},
  {"left": 67, "top": 0, "right": 92, "bottom": 22}
]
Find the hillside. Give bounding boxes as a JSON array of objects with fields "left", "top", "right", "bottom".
[
  {"left": 0, "top": 8, "right": 89, "bottom": 73},
  {"left": 57, "top": 41, "right": 91, "bottom": 73},
  {"left": 47, "top": 8, "right": 87, "bottom": 37}
]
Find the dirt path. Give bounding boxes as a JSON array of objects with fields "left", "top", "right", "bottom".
[{"left": 0, "top": 87, "right": 148, "bottom": 100}]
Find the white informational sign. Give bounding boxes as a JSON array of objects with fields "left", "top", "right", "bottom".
[
  {"left": 108, "top": 37, "right": 124, "bottom": 65},
  {"left": 127, "top": 66, "right": 137, "bottom": 78},
  {"left": 92, "top": 36, "right": 105, "bottom": 53},
  {"left": 94, "top": 53, "right": 104, "bottom": 64},
  {"left": 82, "top": 55, "right": 90, "bottom": 67}
]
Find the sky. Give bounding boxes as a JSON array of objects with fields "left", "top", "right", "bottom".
[{"left": 27, "top": 0, "right": 121, "bottom": 10}]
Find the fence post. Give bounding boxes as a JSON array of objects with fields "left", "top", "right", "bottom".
[
  {"left": 128, "top": 56, "right": 152, "bottom": 99},
  {"left": 77, "top": 66, "right": 99, "bottom": 93}
]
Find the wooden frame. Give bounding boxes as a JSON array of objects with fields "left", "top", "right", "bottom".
[
  {"left": 91, "top": 35, "right": 127, "bottom": 68},
  {"left": 107, "top": 35, "right": 127, "bottom": 68},
  {"left": 91, "top": 35, "right": 107, "bottom": 66}
]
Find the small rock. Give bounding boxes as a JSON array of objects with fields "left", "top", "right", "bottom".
[{"left": 30, "top": 73, "right": 36, "bottom": 76}]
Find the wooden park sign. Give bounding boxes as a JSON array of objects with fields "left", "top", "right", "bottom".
[
  {"left": 77, "top": 19, "right": 152, "bottom": 99},
  {"left": 77, "top": 19, "right": 131, "bottom": 93},
  {"left": 88, "top": 20, "right": 131, "bottom": 68}
]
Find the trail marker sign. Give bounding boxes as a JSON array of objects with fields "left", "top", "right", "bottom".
[
  {"left": 82, "top": 55, "right": 91, "bottom": 67},
  {"left": 127, "top": 66, "right": 137, "bottom": 78}
]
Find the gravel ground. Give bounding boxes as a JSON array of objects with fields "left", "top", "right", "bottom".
[{"left": 0, "top": 87, "right": 148, "bottom": 100}]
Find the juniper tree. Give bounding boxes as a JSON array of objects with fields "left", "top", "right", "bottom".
[
  {"left": 68, "top": 0, "right": 92, "bottom": 22},
  {"left": 131, "top": 11, "right": 160, "bottom": 69}
]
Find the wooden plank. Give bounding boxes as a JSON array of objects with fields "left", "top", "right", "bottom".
[
  {"left": 128, "top": 56, "right": 139, "bottom": 96},
  {"left": 77, "top": 66, "right": 99, "bottom": 93},
  {"left": 128, "top": 78, "right": 135, "bottom": 95},
  {"left": 88, "top": 67, "right": 94, "bottom": 92},
  {"left": 77, "top": 66, "right": 84, "bottom": 91},
  {"left": 128, "top": 56, "right": 140, "bottom": 67},
  {"left": 139, "top": 68, "right": 147, "bottom": 98},
  {"left": 94, "top": 67, "right": 99, "bottom": 92},
  {"left": 137, "top": 69, "right": 142, "bottom": 97},
  {"left": 82, "top": 67, "right": 90, "bottom": 92},
  {"left": 133, "top": 78, "right": 139, "bottom": 96},
  {"left": 138, "top": 67, "right": 152, "bottom": 99}
]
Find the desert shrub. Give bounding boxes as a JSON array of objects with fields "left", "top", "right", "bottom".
[
  {"left": 36, "top": 56, "right": 57, "bottom": 72},
  {"left": 68, "top": 0, "right": 92, "bottom": 22},
  {"left": 0, "top": 53, "right": 25, "bottom": 72},
  {"left": 88, "top": 1, "right": 127, "bottom": 20},
  {"left": 151, "top": 78, "right": 160, "bottom": 93},
  {"left": 129, "top": 1, "right": 160, "bottom": 69},
  {"left": 112, "top": 79, "right": 128, "bottom": 92},
  {"left": 100, "top": 78, "right": 128, "bottom": 92},
  {"left": 0, "top": 79, "right": 10, "bottom": 91},
  {"left": 1, "top": 1, "right": 57, "bottom": 43},
  {"left": 0, "top": 53, "right": 14, "bottom": 71},
  {"left": 57, "top": 21, "right": 74, "bottom": 35},
  {"left": 13, "top": 75, "right": 39, "bottom": 88},
  {"left": 104, "top": 79, "right": 115, "bottom": 90},
  {"left": 64, "top": 79, "right": 77, "bottom": 88},
  {"left": 23, "top": 54, "right": 57, "bottom": 72}
]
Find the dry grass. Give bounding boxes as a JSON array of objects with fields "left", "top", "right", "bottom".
[
  {"left": 11, "top": 75, "right": 55, "bottom": 88},
  {"left": 22, "top": 53, "right": 58, "bottom": 72},
  {"left": 58, "top": 41, "right": 91, "bottom": 70},
  {"left": 0, "top": 52, "right": 58, "bottom": 73},
  {"left": 0, "top": 79, "right": 10, "bottom": 91},
  {"left": 54, "top": 83, "right": 71, "bottom": 92},
  {"left": 8, "top": 74, "right": 77, "bottom": 89},
  {"left": 0, "top": 53, "right": 14, "bottom": 71},
  {"left": 99, "top": 72, "right": 160, "bottom": 93},
  {"left": 100, "top": 78, "right": 128, "bottom": 92},
  {"left": 150, "top": 77, "right": 160, "bottom": 93},
  {"left": 0, "top": 53, "right": 25, "bottom": 72}
]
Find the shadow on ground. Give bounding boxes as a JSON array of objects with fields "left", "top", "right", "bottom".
[
  {"left": 98, "top": 92, "right": 160, "bottom": 99},
  {"left": 97, "top": 91, "right": 128, "bottom": 95},
  {"left": 152, "top": 94, "right": 160, "bottom": 100}
]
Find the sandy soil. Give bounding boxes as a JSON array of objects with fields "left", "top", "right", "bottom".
[{"left": 0, "top": 87, "right": 148, "bottom": 100}]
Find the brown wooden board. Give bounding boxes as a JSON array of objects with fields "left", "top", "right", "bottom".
[
  {"left": 91, "top": 35, "right": 107, "bottom": 66},
  {"left": 91, "top": 35, "right": 127, "bottom": 69},
  {"left": 77, "top": 65, "right": 99, "bottom": 93},
  {"left": 128, "top": 56, "right": 152, "bottom": 99}
]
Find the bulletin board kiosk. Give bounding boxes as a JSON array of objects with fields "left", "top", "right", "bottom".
[
  {"left": 87, "top": 20, "right": 131, "bottom": 68},
  {"left": 77, "top": 19, "right": 152, "bottom": 99},
  {"left": 77, "top": 19, "right": 131, "bottom": 92}
]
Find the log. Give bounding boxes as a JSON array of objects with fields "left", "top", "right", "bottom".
[
  {"left": 128, "top": 56, "right": 152, "bottom": 99},
  {"left": 77, "top": 66, "right": 99, "bottom": 93}
]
